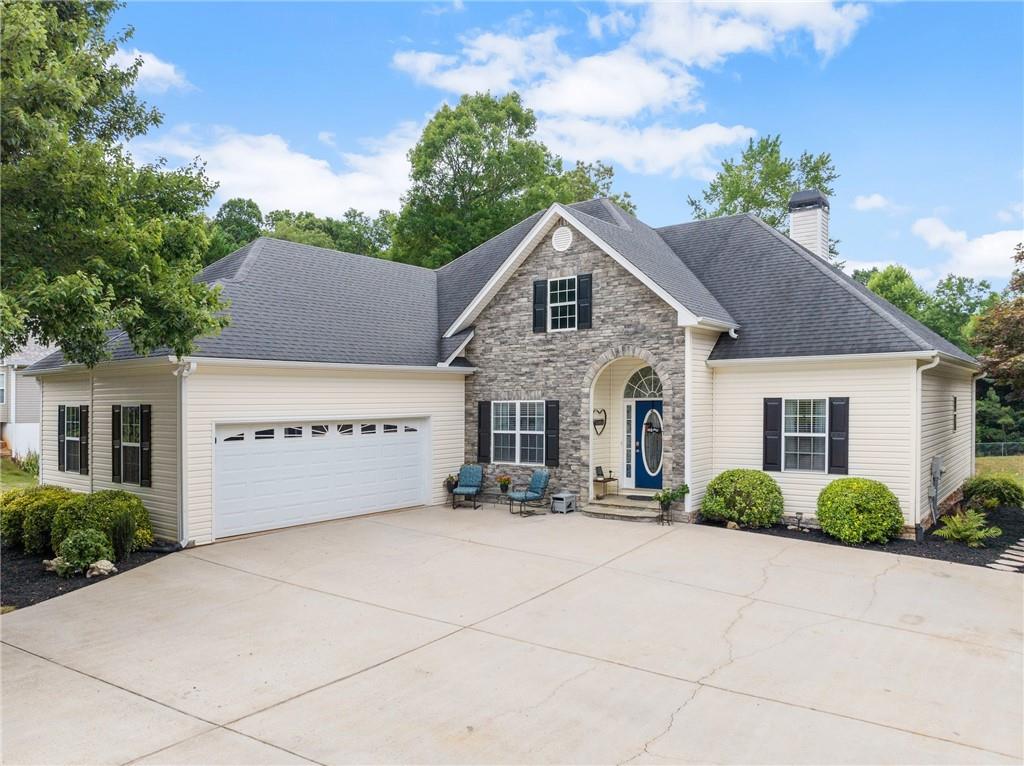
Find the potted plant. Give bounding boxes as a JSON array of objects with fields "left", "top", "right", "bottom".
[
  {"left": 496, "top": 474, "right": 512, "bottom": 494},
  {"left": 653, "top": 484, "right": 690, "bottom": 512},
  {"left": 443, "top": 474, "right": 458, "bottom": 494}
]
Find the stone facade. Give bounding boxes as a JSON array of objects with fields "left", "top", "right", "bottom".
[{"left": 463, "top": 217, "right": 687, "bottom": 510}]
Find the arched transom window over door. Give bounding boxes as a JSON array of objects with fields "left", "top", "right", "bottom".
[{"left": 624, "top": 366, "right": 663, "bottom": 399}]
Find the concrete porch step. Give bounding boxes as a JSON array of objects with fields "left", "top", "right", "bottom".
[{"left": 583, "top": 495, "right": 662, "bottom": 522}]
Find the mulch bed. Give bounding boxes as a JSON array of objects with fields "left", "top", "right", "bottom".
[
  {"left": 1, "top": 544, "right": 172, "bottom": 610},
  {"left": 699, "top": 504, "right": 1024, "bottom": 570}
]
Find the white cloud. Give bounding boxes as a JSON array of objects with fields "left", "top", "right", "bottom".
[
  {"left": 634, "top": 1, "right": 869, "bottom": 67},
  {"left": 538, "top": 118, "right": 755, "bottom": 177},
  {"left": 911, "top": 217, "right": 1023, "bottom": 281},
  {"left": 136, "top": 123, "right": 417, "bottom": 216},
  {"left": 111, "top": 48, "right": 192, "bottom": 93},
  {"left": 996, "top": 201, "right": 1024, "bottom": 223},
  {"left": 852, "top": 193, "right": 892, "bottom": 212},
  {"left": 584, "top": 8, "right": 636, "bottom": 39},
  {"left": 317, "top": 131, "right": 337, "bottom": 148},
  {"left": 391, "top": 3, "right": 868, "bottom": 179},
  {"left": 526, "top": 51, "right": 701, "bottom": 119}
]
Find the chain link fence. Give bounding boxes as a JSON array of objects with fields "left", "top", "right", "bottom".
[{"left": 977, "top": 442, "right": 1024, "bottom": 457}]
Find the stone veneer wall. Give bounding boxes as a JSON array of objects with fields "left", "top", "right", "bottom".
[{"left": 463, "top": 217, "right": 688, "bottom": 514}]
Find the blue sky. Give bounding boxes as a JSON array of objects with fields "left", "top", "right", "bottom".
[{"left": 115, "top": 1, "right": 1022, "bottom": 287}]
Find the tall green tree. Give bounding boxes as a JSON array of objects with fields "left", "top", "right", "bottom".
[
  {"left": 852, "top": 267, "right": 879, "bottom": 285},
  {"left": 390, "top": 92, "right": 634, "bottom": 268},
  {"left": 688, "top": 135, "right": 841, "bottom": 263},
  {"left": 1, "top": 1, "right": 227, "bottom": 366},
  {"left": 866, "top": 265, "right": 931, "bottom": 318},
  {"left": 920, "top": 275, "right": 998, "bottom": 354},
  {"left": 971, "top": 243, "right": 1024, "bottom": 397},
  {"left": 263, "top": 208, "right": 395, "bottom": 257}
]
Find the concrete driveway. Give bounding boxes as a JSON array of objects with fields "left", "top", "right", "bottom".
[{"left": 2, "top": 505, "right": 1021, "bottom": 765}]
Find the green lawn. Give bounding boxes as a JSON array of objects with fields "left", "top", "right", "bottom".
[
  {"left": 1, "top": 458, "right": 37, "bottom": 491},
  {"left": 976, "top": 454, "right": 1024, "bottom": 480}
]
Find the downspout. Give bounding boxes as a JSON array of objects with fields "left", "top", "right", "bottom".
[
  {"left": 683, "top": 327, "right": 693, "bottom": 516},
  {"left": 912, "top": 353, "right": 941, "bottom": 537},
  {"left": 37, "top": 378, "right": 43, "bottom": 486},
  {"left": 173, "top": 360, "right": 198, "bottom": 548}
]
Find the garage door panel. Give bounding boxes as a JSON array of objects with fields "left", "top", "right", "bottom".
[{"left": 214, "top": 419, "right": 427, "bottom": 538}]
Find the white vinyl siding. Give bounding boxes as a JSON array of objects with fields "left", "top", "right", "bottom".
[
  {"left": 686, "top": 328, "right": 718, "bottom": 509},
  {"left": 0, "top": 368, "right": 8, "bottom": 422},
  {"left": 39, "top": 366, "right": 180, "bottom": 541},
  {"left": 185, "top": 364, "right": 465, "bottom": 545},
  {"left": 920, "top": 362, "right": 975, "bottom": 517},
  {"left": 14, "top": 369, "right": 41, "bottom": 424},
  {"left": 712, "top": 359, "right": 917, "bottom": 525}
]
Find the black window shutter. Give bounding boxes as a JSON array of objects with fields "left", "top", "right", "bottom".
[
  {"left": 763, "top": 398, "right": 782, "bottom": 472},
  {"left": 57, "top": 405, "right": 66, "bottom": 472},
  {"left": 78, "top": 405, "right": 89, "bottom": 475},
  {"left": 111, "top": 405, "right": 122, "bottom": 483},
  {"left": 477, "top": 401, "right": 491, "bottom": 463},
  {"left": 532, "top": 280, "right": 547, "bottom": 333},
  {"left": 545, "top": 400, "right": 560, "bottom": 467},
  {"left": 577, "top": 273, "right": 592, "bottom": 330},
  {"left": 828, "top": 397, "right": 849, "bottom": 475},
  {"left": 140, "top": 404, "right": 152, "bottom": 487}
]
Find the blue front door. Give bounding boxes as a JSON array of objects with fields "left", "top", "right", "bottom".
[{"left": 634, "top": 400, "right": 664, "bottom": 489}]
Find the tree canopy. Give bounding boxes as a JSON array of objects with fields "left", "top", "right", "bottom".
[
  {"left": 1, "top": 0, "right": 227, "bottom": 366},
  {"left": 865, "top": 266, "right": 932, "bottom": 319},
  {"left": 390, "top": 92, "right": 634, "bottom": 268},
  {"left": 971, "top": 243, "right": 1024, "bottom": 397},
  {"left": 688, "top": 135, "right": 841, "bottom": 263}
]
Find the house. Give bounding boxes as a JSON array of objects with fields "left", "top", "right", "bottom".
[
  {"left": 2, "top": 339, "right": 56, "bottom": 459},
  {"left": 25, "top": 192, "right": 979, "bottom": 545}
]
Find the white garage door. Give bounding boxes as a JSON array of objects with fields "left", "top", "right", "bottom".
[{"left": 214, "top": 419, "right": 428, "bottom": 538}]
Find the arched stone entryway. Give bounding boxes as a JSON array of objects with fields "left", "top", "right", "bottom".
[{"left": 582, "top": 345, "right": 683, "bottom": 505}]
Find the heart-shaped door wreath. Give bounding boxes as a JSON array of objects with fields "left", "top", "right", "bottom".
[{"left": 592, "top": 408, "right": 607, "bottom": 435}]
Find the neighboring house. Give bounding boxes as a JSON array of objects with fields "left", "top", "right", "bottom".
[
  {"left": 2, "top": 339, "right": 56, "bottom": 459},
  {"left": 26, "top": 192, "right": 979, "bottom": 546}
]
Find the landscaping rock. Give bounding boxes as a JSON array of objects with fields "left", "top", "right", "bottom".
[
  {"left": 42, "top": 557, "right": 65, "bottom": 573},
  {"left": 726, "top": 521, "right": 740, "bottom": 530},
  {"left": 86, "top": 560, "right": 117, "bottom": 578}
]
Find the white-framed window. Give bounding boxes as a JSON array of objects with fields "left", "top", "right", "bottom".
[
  {"left": 121, "top": 405, "right": 142, "bottom": 484},
  {"left": 548, "top": 276, "right": 577, "bottom": 332},
  {"left": 492, "top": 401, "right": 545, "bottom": 465},
  {"left": 783, "top": 398, "right": 827, "bottom": 472},
  {"left": 65, "top": 406, "right": 81, "bottom": 472},
  {"left": 0, "top": 370, "right": 5, "bottom": 404}
]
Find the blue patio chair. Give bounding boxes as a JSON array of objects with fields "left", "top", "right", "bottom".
[
  {"left": 452, "top": 464, "right": 483, "bottom": 509},
  {"left": 509, "top": 469, "right": 550, "bottom": 516}
]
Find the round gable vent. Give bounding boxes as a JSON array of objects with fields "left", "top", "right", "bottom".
[{"left": 552, "top": 226, "right": 573, "bottom": 252}]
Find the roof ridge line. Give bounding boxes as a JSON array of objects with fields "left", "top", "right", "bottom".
[
  {"left": 598, "top": 198, "right": 630, "bottom": 229},
  {"left": 222, "top": 238, "right": 266, "bottom": 284},
  {"left": 743, "top": 214, "right": 933, "bottom": 352}
]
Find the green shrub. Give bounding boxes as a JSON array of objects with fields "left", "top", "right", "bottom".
[
  {"left": 962, "top": 474, "right": 1024, "bottom": 509},
  {"left": 110, "top": 509, "right": 138, "bottom": 562},
  {"left": 52, "top": 490, "right": 153, "bottom": 553},
  {"left": 701, "top": 469, "right": 784, "bottom": 528},
  {"left": 934, "top": 509, "right": 1002, "bottom": 548},
  {"left": 818, "top": 478, "right": 904, "bottom": 544},
  {"left": 20, "top": 486, "right": 76, "bottom": 554},
  {"left": 0, "top": 488, "right": 29, "bottom": 548},
  {"left": 57, "top": 528, "right": 114, "bottom": 576}
]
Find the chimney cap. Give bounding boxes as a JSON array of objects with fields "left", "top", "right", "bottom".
[{"left": 788, "top": 189, "right": 830, "bottom": 211}]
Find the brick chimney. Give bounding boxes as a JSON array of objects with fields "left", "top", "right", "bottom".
[{"left": 788, "top": 189, "right": 830, "bottom": 259}]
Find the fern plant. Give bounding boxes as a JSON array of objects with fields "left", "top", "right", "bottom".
[{"left": 934, "top": 509, "right": 1002, "bottom": 548}]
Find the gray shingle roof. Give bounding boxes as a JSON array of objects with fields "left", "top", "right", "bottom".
[
  {"left": 3, "top": 338, "right": 58, "bottom": 367},
  {"left": 656, "top": 213, "right": 976, "bottom": 364},
  {"left": 28, "top": 199, "right": 976, "bottom": 374}
]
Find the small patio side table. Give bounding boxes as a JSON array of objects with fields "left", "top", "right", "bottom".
[{"left": 593, "top": 476, "right": 619, "bottom": 500}]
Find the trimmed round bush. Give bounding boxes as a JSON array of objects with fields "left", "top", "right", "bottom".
[
  {"left": 20, "top": 486, "right": 76, "bottom": 554},
  {"left": 701, "top": 469, "right": 784, "bottom": 528},
  {"left": 817, "top": 478, "right": 904, "bottom": 544},
  {"left": 58, "top": 528, "right": 115, "bottom": 575},
  {"left": 1, "top": 488, "right": 30, "bottom": 547},
  {"left": 51, "top": 490, "right": 153, "bottom": 554},
  {"left": 962, "top": 474, "right": 1024, "bottom": 509}
]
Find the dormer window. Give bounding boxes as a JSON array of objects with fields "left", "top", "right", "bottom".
[{"left": 548, "top": 276, "right": 577, "bottom": 332}]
